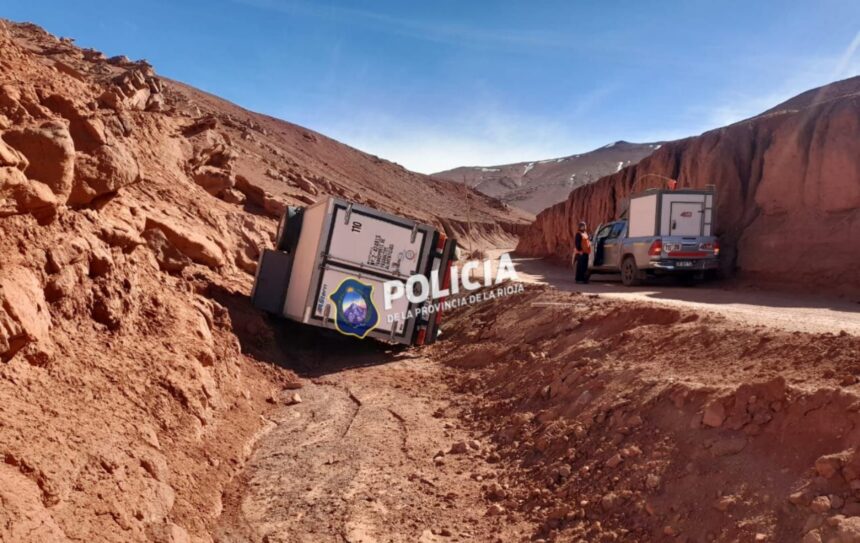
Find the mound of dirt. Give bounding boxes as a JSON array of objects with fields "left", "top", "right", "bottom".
[
  {"left": 516, "top": 76, "right": 860, "bottom": 295},
  {"left": 433, "top": 285, "right": 860, "bottom": 542},
  {"left": 0, "top": 19, "right": 522, "bottom": 543}
]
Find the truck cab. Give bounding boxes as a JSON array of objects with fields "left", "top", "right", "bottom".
[{"left": 587, "top": 188, "right": 720, "bottom": 286}]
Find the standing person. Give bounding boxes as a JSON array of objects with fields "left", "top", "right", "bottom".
[{"left": 573, "top": 221, "right": 591, "bottom": 284}]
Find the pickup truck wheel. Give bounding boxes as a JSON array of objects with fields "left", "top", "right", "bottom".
[
  {"left": 621, "top": 256, "right": 642, "bottom": 287},
  {"left": 678, "top": 272, "right": 697, "bottom": 286}
]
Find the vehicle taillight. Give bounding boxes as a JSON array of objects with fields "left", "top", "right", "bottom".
[
  {"left": 714, "top": 240, "right": 720, "bottom": 256},
  {"left": 648, "top": 239, "right": 662, "bottom": 256},
  {"left": 436, "top": 233, "right": 447, "bottom": 252}
]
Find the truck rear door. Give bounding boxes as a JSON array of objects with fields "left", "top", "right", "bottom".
[
  {"left": 312, "top": 265, "right": 412, "bottom": 337},
  {"left": 326, "top": 205, "right": 426, "bottom": 278},
  {"left": 306, "top": 200, "right": 435, "bottom": 344},
  {"left": 669, "top": 202, "right": 704, "bottom": 236}
]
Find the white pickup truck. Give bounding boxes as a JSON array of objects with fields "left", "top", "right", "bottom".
[
  {"left": 251, "top": 196, "right": 458, "bottom": 345},
  {"left": 587, "top": 188, "right": 720, "bottom": 285}
]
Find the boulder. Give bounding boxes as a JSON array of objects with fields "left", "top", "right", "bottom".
[
  {"left": 234, "top": 174, "right": 289, "bottom": 218},
  {"left": 192, "top": 166, "right": 234, "bottom": 195},
  {"left": 815, "top": 450, "right": 851, "bottom": 479},
  {"left": 0, "top": 167, "right": 58, "bottom": 218},
  {"left": 836, "top": 516, "right": 860, "bottom": 543},
  {"left": 46, "top": 236, "right": 92, "bottom": 274},
  {"left": 68, "top": 143, "right": 140, "bottom": 205},
  {"left": 702, "top": 400, "right": 727, "bottom": 428},
  {"left": 0, "top": 138, "right": 27, "bottom": 169},
  {"left": 145, "top": 93, "right": 165, "bottom": 112},
  {"left": 2, "top": 121, "right": 75, "bottom": 199},
  {"left": 42, "top": 94, "right": 107, "bottom": 152},
  {"left": 263, "top": 194, "right": 288, "bottom": 217},
  {"left": 144, "top": 216, "right": 224, "bottom": 269},
  {"left": 0, "top": 266, "right": 52, "bottom": 361},
  {"left": 290, "top": 173, "right": 319, "bottom": 195},
  {"left": 219, "top": 188, "right": 246, "bottom": 205},
  {"left": 142, "top": 228, "right": 192, "bottom": 273}
]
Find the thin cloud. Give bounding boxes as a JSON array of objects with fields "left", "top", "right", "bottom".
[
  {"left": 834, "top": 30, "right": 860, "bottom": 78},
  {"left": 233, "top": 0, "right": 575, "bottom": 50}
]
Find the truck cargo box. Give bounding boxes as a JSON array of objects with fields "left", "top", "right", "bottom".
[
  {"left": 627, "top": 189, "right": 715, "bottom": 238},
  {"left": 251, "top": 196, "right": 457, "bottom": 345}
]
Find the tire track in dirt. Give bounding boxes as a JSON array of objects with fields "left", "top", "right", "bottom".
[{"left": 217, "top": 354, "right": 534, "bottom": 542}]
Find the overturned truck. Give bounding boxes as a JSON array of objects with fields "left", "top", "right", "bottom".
[{"left": 251, "top": 196, "right": 458, "bottom": 345}]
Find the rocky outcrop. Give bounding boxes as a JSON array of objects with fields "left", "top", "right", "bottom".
[
  {"left": 2, "top": 120, "right": 75, "bottom": 199},
  {"left": 98, "top": 65, "right": 165, "bottom": 112},
  {"left": 0, "top": 266, "right": 52, "bottom": 362},
  {"left": 144, "top": 216, "right": 225, "bottom": 269},
  {"left": 517, "top": 77, "right": 860, "bottom": 293},
  {"left": 69, "top": 142, "right": 140, "bottom": 205}
]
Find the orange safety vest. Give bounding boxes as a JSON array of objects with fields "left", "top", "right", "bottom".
[{"left": 577, "top": 232, "right": 591, "bottom": 255}]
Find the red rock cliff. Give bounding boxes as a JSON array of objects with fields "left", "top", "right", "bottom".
[{"left": 516, "top": 77, "right": 860, "bottom": 292}]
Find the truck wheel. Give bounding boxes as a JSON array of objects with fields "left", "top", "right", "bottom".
[
  {"left": 621, "top": 256, "right": 642, "bottom": 287},
  {"left": 678, "top": 272, "right": 697, "bottom": 286}
]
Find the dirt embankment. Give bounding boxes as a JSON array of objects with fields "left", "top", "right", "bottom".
[
  {"left": 0, "top": 19, "right": 521, "bottom": 543},
  {"left": 516, "top": 77, "right": 860, "bottom": 294},
  {"left": 434, "top": 285, "right": 860, "bottom": 542}
]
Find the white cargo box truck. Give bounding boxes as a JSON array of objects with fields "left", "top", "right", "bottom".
[
  {"left": 627, "top": 188, "right": 715, "bottom": 237},
  {"left": 589, "top": 187, "right": 719, "bottom": 285},
  {"left": 251, "top": 196, "right": 458, "bottom": 345}
]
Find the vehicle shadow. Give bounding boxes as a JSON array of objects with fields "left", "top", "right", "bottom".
[
  {"left": 513, "top": 256, "right": 860, "bottom": 315},
  {"left": 206, "top": 283, "right": 404, "bottom": 378}
]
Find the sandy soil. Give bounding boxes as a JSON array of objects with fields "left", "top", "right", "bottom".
[
  {"left": 215, "top": 324, "right": 535, "bottom": 543},
  {"left": 513, "top": 256, "right": 860, "bottom": 336}
]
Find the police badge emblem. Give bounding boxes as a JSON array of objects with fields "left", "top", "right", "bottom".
[{"left": 328, "top": 278, "right": 380, "bottom": 339}]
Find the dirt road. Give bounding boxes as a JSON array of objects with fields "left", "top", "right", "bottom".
[
  {"left": 215, "top": 255, "right": 860, "bottom": 542},
  {"left": 512, "top": 256, "right": 860, "bottom": 336},
  {"left": 216, "top": 326, "right": 533, "bottom": 543}
]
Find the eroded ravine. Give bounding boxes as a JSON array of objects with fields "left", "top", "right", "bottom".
[{"left": 217, "top": 352, "right": 534, "bottom": 543}]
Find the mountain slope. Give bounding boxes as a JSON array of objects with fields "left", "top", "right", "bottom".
[
  {"left": 517, "top": 76, "right": 860, "bottom": 294},
  {"left": 433, "top": 140, "right": 661, "bottom": 214},
  {"left": 0, "top": 19, "right": 525, "bottom": 543},
  {"left": 165, "top": 79, "right": 533, "bottom": 236}
]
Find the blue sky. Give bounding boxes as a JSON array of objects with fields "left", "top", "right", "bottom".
[{"left": 4, "top": 1, "right": 859, "bottom": 173}]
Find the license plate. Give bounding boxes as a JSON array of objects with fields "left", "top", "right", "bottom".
[{"left": 676, "top": 260, "right": 693, "bottom": 267}]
